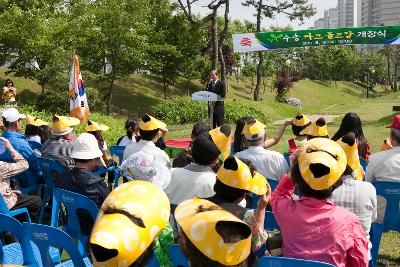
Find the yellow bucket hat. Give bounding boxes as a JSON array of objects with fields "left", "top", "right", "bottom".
[
  {"left": 209, "top": 125, "right": 232, "bottom": 159},
  {"left": 292, "top": 114, "right": 311, "bottom": 127},
  {"left": 51, "top": 116, "right": 74, "bottom": 136},
  {"left": 242, "top": 119, "right": 267, "bottom": 141},
  {"left": 90, "top": 181, "right": 170, "bottom": 267},
  {"left": 26, "top": 114, "right": 49, "bottom": 127},
  {"left": 175, "top": 198, "right": 251, "bottom": 266},
  {"left": 217, "top": 155, "right": 268, "bottom": 195},
  {"left": 85, "top": 120, "right": 109, "bottom": 132},
  {"left": 139, "top": 114, "right": 166, "bottom": 131},
  {"left": 299, "top": 118, "right": 328, "bottom": 137},
  {"left": 298, "top": 138, "right": 347, "bottom": 190},
  {"left": 336, "top": 133, "right": 364, "bottom": 181}
]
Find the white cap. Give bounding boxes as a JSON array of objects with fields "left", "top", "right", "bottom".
[
  {"left": 71, "top": 133, "right": 103, "bottom": 160},
  {"left": 2, "top": 108, "right": 26, "bottom": 123}
]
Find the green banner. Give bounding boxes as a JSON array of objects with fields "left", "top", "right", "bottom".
[{"left": 233, "top": 26, "right": 400, "bottom": 52}]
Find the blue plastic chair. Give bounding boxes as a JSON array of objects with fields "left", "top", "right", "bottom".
[
  {"left": 28, "top": 141, "right": 43, "bottom": 151},
  {"left": 92, "top": 164, "right": 120, "bottom": 189},
  {"left": 283, "top": 153, "right": 291, "bottom": 166},
  {"left": 169, "top": 244, "right": 189, "bottom": 267},
  {"left": 359, "top": 157, "right": 367, "bottom": 172},
  {"left": 51, "top": 188, "right": 99, "bottom": 257},
  {"left": 373, "top": 181, "right": 400, "bottom": 232},
  {"left": 23, "top": 223, "right": 91, "bottom": 267},
  {"left": 259, "top": 256, "right": 335, "bottom": 267},
  {"left": 255, "top": 211, "right": 280, "bottom": 258},
  {"left": 37, "top": 157, "right": 67, "bottom": 224},
  {"left": 13, "top": 171, "right": 43, "bottom": 196},
  {"left": 0, "top": 193, "right": 31, "bottom": 223},
  {"left": 147, "top": 252, "right": 160, "bottom": 267},
  {"left": 0, "top": 214, "right": 38, "bottom": 267},
  {"left": 369, "top": 222, "right": 383, "bottom": 267},
  {"left": 109, "top": 145, "right": 126, "bottom": 165}
]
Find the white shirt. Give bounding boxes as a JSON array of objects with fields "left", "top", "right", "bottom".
[
  {"left": 365, "top": 146, "right": 400, "bottom": 183},
  {"left": 118, "top": 135, "right": 137, "bottom": 147},
  {"left": 164, "top": 163, "right": 216, "bottom": 205},
  {"left": 329, "top": 174, "right": 377, "bottom": 251},
  {"left": 235, "top": 146, "right": 289, "bottom": 181},
  {"left": 123, "top": 140, "right": 171, "bottom": 168},
  {"left": 27, "top": 135, "right": 41, "bottom": 143}
]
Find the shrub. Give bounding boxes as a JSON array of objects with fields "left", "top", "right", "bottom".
[{"left": 153, "top": 96, "right": 267, "bottom": 125}]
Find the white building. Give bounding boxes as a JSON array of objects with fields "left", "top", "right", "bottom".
[
  {"left": 324, "top": 8, "right": 339, "bottom": 28},
  {"left": 314, "top": 18, "right": 325, "bottom": 29}
]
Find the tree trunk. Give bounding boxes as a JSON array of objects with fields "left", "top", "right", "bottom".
[
  {"left": 40, "top": 83, "right": 45, "bottom": 95},
  {"left": 394, "top": 64, "right": 398, "bottom": 91},
  {"left": 106, "top": 79, "right": 114, "bottom": 115},
  {"left": 187, "top": 78, "right": 191, "bottom": 96},
  {"left": 254, "top": 0, "right": 263, "bottom": 101},
  {"left": 164, "top": 82, "right": 168, "bottom": 100},
  {"left": 218, "top": 0, "right": 229, "bottom": 82},
  {"left": 210, "top": 13, "right": 218, "bottom": 70}
]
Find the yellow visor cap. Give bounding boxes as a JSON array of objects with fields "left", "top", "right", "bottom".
[
  {"left": 292, "top": 114, "right": 311, "bottom": 127},
  {"left": 175, "top": 198, "right": 251, "bottom": 266},
  {"left": 217, "top": 155, "right": 268, "bottom": 195},
  {"left": 300, "top": 122, "right": 328, "bottom": 137},
  {"left": 336, "top": 134, "right": 363, "bottom": 181},
  {"left": 209, "top": 125, "right": 232, "bottom": 159},
  {"left": 139, "top": 114, "right": 166, "bottom": 131},
  {"left": 90, "top": 181, "right": 170, "bottom": 267},
  {"left": 85, "top": 121, "right": 109, "bottom": 132},
  {"left": 52, "top": 115, "right": 73, "bottom": 134},
  {"left": 57, "top": 115, "right": 81, "bottom": 126},
  {"left": 26, "top": 114, "right": 49, "bottom": 127},
  {"left": 242, "top": 119, "right": 266, "bottom": 140},
  {"left": 298, "top": 138, "right": 347, "bottom": 190}
]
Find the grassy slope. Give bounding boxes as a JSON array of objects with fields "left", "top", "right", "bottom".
[{"left": 1, "top": 69, "right": 400, "bottom": 266}]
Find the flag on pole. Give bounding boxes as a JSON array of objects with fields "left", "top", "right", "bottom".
[{"left": 69, "top": 54, "right": 89, "bottom": 122}]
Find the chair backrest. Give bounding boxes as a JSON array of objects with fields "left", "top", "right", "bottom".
[
  {"left": 283, "top": 153, "right": 291, "bottom": 166},
  {"left": 28, "top": 141, "right": 43, "bottom": 151},
  {"left": 0, "top": 214, "right": 38, "bottom": 267},
  {"left": 268, "top": 179, "right": 278, "bottom": 192},
  {"left": 109, "top": 145, "right": 126, "bottom": 165},
  {"left": 265, "top": 211, "right": 280, "bottom": 230},
  {"left": 259, "top": 256, "right": 335, "bottom": 267},
  {"left": 373, "top": 181, "right": 400, "bottom": 232},
  {"left": 51, "top": 188, "right": 99, "bottom": 256},
  {"left": 369, "top": 222, "right": 383, "bottom": 267},
  {"left": 23, "top": 222, "right": 87, "bottom": 267},
  {"left": 169, "top": 244, "right": 189, "bottom": 267},
  {"left": 359, "top": 157, "right": 367, "bottom": 172},
  {"left": 0, "top": 194, "right": 11, "bottom": 214},
  {"left": 38, "top": 157, "right": 66, "bottom": 192}
]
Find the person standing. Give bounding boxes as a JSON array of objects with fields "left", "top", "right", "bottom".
[{"left": 206, "top": 70, "right": 226, "bottom": 128}]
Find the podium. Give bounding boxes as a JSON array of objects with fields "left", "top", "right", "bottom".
[{"left": 192, "top": 91, "right": 224, "bottom": 128}]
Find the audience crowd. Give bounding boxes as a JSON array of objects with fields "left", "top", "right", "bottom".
[{"left": 0, "top": 106, "right": 398, "bottom": 267}]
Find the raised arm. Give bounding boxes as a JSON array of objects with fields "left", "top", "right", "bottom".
[{"left": 264, "top": 120, "right": 292, "bottom": 148}]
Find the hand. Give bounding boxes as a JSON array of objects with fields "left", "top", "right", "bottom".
[
  {"left": 257, "top": 182, "right": 272, "bottom": 209},
  {"left": 159, "top": 127, "right": 169, "bottom": 134},
  {"left": 283, "top": 119, "right": 293, "bottom": 127},
  {"left": 0, "top": 137, "right": 13, "bottom": 151}
]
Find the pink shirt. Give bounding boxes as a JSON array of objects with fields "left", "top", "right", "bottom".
[{"left": 270, "top": 174, "right": 369, "bottom": 267}]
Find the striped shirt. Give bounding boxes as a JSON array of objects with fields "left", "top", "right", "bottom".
[{"left": 42, "top": 136, "right": 74, "bottom": 169}]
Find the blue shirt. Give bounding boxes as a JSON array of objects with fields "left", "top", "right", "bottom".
[{"left": 0, "top": 130, "right": 41, "bottom": 179}]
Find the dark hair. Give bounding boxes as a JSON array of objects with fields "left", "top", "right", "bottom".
[
  {"left": 179, "top": 206, "right": 249, "bottom": 267},
  {"left": 2, "top": 117, "right": 16, "bottom": 128},
  {"left": 213, "top": 179, "right": 247, "bottom": 203},
  {"left": 25, "top": 124, "right": 40, "bottom": 137},
  {"left": 191, "top": 122, "right": 211, "bottom": 140},
  {"left": 5, "top": 79, "right": 13, "bottom": 86},
  {"left": 233, "top": 117, "right": 251, "bottom": 153},
  {"left": 139, "top": 129, "right": 159, "bottom": 141},
  {"left": 291, "top": 157, "right": 343, "bottom": 200},
  {"left": 292, "top": 115, "right": 311, "bottom": 136},
  {"left": 88, "top": 130, "right": 105, "bottom": 151},
  {"left": 332, "top": 113, "right": 366, "bottom": 142},
  {"left": 39, "top": 125, "right": 52, "bottom": 143},
  {"left": 173, "top": 151, "right": 193, "bottom": 168},
  {"left": 125, "top": 118, "right": 139, "bottom": 140},
  {"left": 74, "top": 158, "right": 98, "bottom": 163}
]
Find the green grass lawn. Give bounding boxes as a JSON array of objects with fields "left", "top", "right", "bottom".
[{"left": 1, "top": 69, "right": 400, "bottom": 266}]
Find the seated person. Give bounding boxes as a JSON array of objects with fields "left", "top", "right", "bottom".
[
  {"left": 117, "top": 118, "right": 140, "bottom": 146},
  {"left": 165, "top": 125, "right": 231, "bottom": 205},
  {"left": 90, "top": 181, "right": 170, "bottom": 267},
  {"left": 123, "top": 114, "right": 170, "bottom": 168},
  {"left": 1, "top": 108, "right": 41, "bottom": 185},
  {"left": 25, "top": 114, "right": 49, "bottom": 144},
  {"left": 172, "top": 151, "right": 192, "bottom": 168},
  {"left": 271, "top": 138, "right": 368, "bottom": 267},
  {"left": 282, "top": 114, "right": 311, "bottom": 153},
  {"left": 41, "top": 116, "right": 75, "bottom": 169},
  {"left": 0, "top": 137, "right": 41, "bottom": 220},
  {"left": 235, "top": 118, "right": 289, "bottom": 181},
  {"left": 299, "top": 117, "right": 329, "bottom": 140},
  {"left": 188, "top": 121, "right": 212, "bottom": 152},
  {"left": 330, "top": 132, "right": 377, "bottom": 255},
  {"left": 207, "top": 155, "right": 271, "bottom": 252},
  {"left": 175, "top": 198, "right": 253, "bottom": 267}
]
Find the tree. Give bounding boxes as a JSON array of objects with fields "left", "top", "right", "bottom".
[{"left": 242, "top": 0, "right": 316, "bottom": 101}]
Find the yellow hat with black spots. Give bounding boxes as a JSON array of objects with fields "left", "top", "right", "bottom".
[
  {"left": 298, "top": 138, "right": 347, "bottom": 190},
  {"left": 139, "top": 114, "right": 166, "bottom": 131},
  {"left": 209, "top": 125, "right": 232, "bottom": 159},
  {"left": 217, "top": 155, "right": 268, "bottom": 195},
  {"left": 26, "top": 114, "right": 49, "bottom": 127},
  {"left": 175, "top": 198, "right": 252, "bottom": 266},
  {"left": 299, "top": 118, "right": 328, "bottom": 137},
  {"left": 89, "top": 181, "right": 170, "bottom": 267},
  {"left": 336, "top": 132, "right": 364, "bottom": 181},
  {"left": 292, "top": 114, "right": 311, "bottom": 127},
  {"left": 242, "top": 119, "right": 266, "bottom": 141},
  {"left": 85, "top": 120, "right": 109, "bottom": 132}
]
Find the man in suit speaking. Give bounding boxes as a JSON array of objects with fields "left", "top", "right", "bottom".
[{"left": 206, "top": 69, "right": 226, "bottom": 128}]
